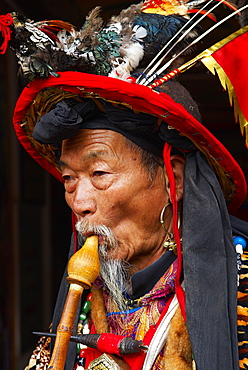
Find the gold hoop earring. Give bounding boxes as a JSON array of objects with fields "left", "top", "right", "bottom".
[
  {"left": 160, "top": 203, "right": 181, "bottom": 254},
  {"left": 160, "top": 202, "right": 172, "bottom": 233}
]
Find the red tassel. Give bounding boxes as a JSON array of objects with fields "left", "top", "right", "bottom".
[
  {"left": 71, "top": 211, "right": 78, "bottom": 253},
  {"left": 163, "top": 143, "right": 186, "bottom": 320},
  {"left": 0, "top": 13, "right": 14, "bottom": 54}
]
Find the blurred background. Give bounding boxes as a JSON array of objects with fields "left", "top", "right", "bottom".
[{"left": 0, "top": 0, "right": 247, "bottom": 369}]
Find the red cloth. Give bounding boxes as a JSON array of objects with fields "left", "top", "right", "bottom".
[{"left": 210, "top": 28, "right": 248, "bottom": 124}]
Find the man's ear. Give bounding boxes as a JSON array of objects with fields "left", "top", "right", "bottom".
[{"left": 166, "top": 155, "right": 185, "bottom": 201}]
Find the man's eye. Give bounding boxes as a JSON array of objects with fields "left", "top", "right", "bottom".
[
  {"left": 62, "top": 175, "right": 72, "bottom": 181},
  {"left": 93, "top": 171, "right": 107, "bottom": 177}
]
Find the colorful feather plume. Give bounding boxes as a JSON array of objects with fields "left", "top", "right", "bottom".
[{"left": 0, "top": 0, "right": 242, "bottom": 83}]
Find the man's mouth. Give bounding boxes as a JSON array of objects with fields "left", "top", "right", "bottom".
[
  {"left": 76, "top": 220, "right": 118, "bottom": 252},
  {"left": 83, "top": 231, "right": 95, "bottom": 238},
  {"left": 83, "top": 232, "right": 105, "bottom": 245}
]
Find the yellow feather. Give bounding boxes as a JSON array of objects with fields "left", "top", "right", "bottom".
[{"left": 141, "top": 0, "right": 188, "bottom": 16}]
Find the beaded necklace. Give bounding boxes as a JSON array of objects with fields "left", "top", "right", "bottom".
[{"left": 74, "top": 292, "right": 92, "bottom": 369}]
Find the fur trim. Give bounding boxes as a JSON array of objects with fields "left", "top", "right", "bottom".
[
  {"left": 91, "top": 286, "right": 109, "bottom": 334},
  {"left": 164, "top": 307, "right": 193, "bottom": 370}
]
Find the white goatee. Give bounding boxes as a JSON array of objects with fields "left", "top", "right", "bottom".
[{"left": 76, "top": 219, "right": 132, "bottom": 311}]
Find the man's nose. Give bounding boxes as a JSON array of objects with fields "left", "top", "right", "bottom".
[{"left": 69, "top": 180, "right": 97, "bottom": 217}]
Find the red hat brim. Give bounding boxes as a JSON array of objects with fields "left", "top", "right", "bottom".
[{"left": 13, "top": 71, "right": 247, "bottom": 212}]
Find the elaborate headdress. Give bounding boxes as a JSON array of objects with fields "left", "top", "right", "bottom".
[
  {"left": 1, "top": 1, "right": 248, "bottom": 369},
  {"left": 0, "top": 0, "right": 247, "bottom": 208}
]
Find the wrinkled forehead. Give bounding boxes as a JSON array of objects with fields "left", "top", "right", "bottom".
[
  {"left": 61, "top": 128, "right": 131, "bottom": 152},
  {"left": 60, "top": 128, "right": 143, "bottom": 168},
  {"left": 59, "top": 128, "right": 158, "bottom": 178}
]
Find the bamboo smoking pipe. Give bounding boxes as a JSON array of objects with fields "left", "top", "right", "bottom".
[{"left": 48, "top": 235, "right": 100, "bottom": 370}]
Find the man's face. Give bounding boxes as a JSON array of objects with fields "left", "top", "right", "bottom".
[{"left": 60, "top": 129, "right": 170, "bottom": 271}]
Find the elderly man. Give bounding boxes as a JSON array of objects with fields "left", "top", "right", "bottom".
[
  {"left": 59, "top": 126, "right": 185, "bottom": 360},
  {"left": 42, "top": 94, "right": 192, "bottom": 369},
  {"left": 3, "top": 0, "right": 248, "bottom": 369},
  {"left": 15, "top": 83, "right": 247, "bottom": 370}
]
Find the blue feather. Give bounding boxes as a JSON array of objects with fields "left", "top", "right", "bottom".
[{"left": 133, "top": 13, "right": 196, "bottom": 56}]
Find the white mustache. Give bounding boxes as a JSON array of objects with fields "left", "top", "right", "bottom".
[{"left": 75, "top": 219, "right": 118, "bottom": 253}]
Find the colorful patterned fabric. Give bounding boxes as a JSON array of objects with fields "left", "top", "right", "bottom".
[
  {"left": 102, "top": 259, "right": 178, "bottom": 370},
  {"left": 238, "top": 250, "right": 248, "bottom": 369}
]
